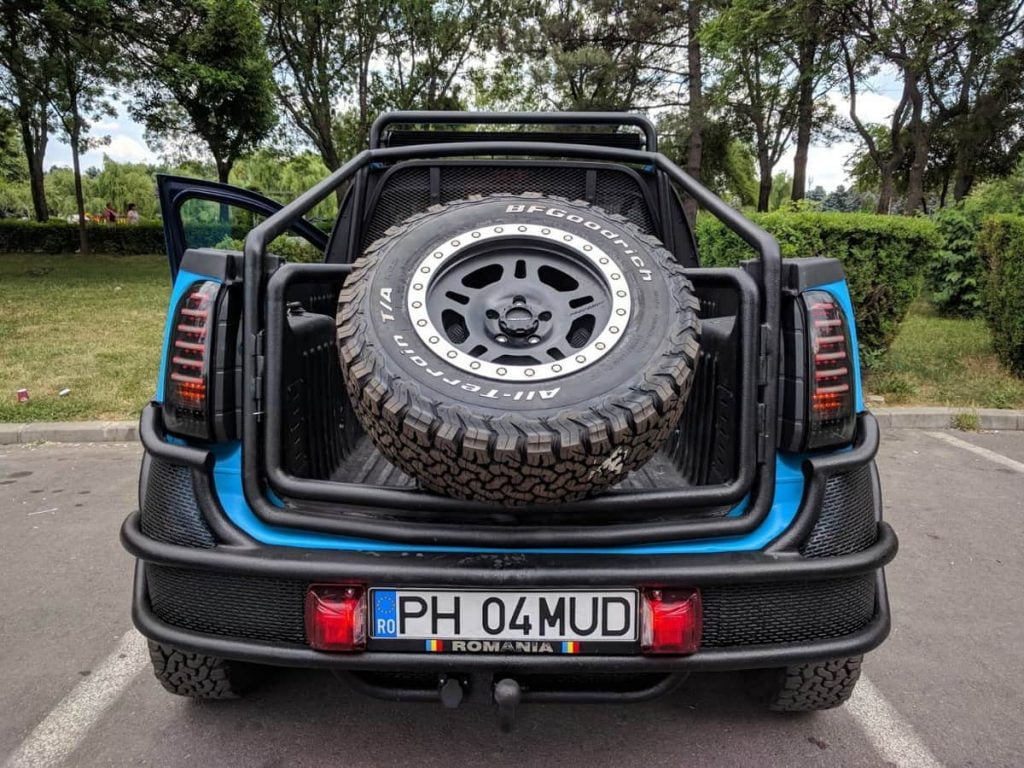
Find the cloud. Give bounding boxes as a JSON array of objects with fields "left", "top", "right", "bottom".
[
  {"left": 778, "top": 141, "right": 859, "bottom": 191},
  {"left": 827, "top": 90, "right": 901, "bottom": 126},
  {"left": 92, "top": 120, "right": 121, "bottom": 132},
  {"left": 103, "top": 134, "right": 157, "bottom": 163},
  {"left": 46, "top": 132, "right": 158, "bottom": 169}
]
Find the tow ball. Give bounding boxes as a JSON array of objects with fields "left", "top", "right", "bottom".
[
  {"left": 493, "top": 678, "right": 522, "bottom": 732},
  {"left": 437, "top": 674, "right": 523, "bottom": 731}
]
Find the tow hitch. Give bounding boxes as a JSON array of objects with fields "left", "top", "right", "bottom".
[
  {"left": 442, "top": 674, "right": 521, "bottom": 731},
  {"left": 338, "top": 670, "right": 687, "bottom": 731},
  {"left": 493, "top": 678, "right": 522, "bottom": 732}
]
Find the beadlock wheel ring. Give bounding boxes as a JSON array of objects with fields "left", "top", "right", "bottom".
[{"left": 406, "top": 224, "right": 632, "bottom": 382}]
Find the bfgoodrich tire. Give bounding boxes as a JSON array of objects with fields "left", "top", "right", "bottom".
[
  {"left": 148, "top": 641, "right": 265, "bottom": 699},
  {"left": 750, "top": 656, "right": 864, "bottom": 712},
  {"left": 337, "top": 193, "right": 700, "bottom": 504}
]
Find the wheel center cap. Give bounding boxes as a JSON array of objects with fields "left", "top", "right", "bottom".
[{"left": 498, "top": 303, "right": 539, "bottom": 336}]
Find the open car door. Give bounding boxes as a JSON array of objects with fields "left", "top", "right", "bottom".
[{"left": 156, "top": 174, "right": 329, "bottom": 280}]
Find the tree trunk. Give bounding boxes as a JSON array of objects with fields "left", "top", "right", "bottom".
[
  {"left": 757, "top": 155, "right": 773, "bottom": 212},
  {"left": 876, "top": 169, "right": 894, "bottom": 214},
  {"left": 69, "top": 126, "right": 88, "bottom": 255},
  {"left": 358, "top": 56, "right": 369, "bottom": 147},
  {"left": 18, "top": 110, "right": 48, "bottom": 221},
  {"left": 903, "top": 75, "right": 928, "bottom": 215},
  {"left": 939, "top": 172, "right": 950, "bottom": 208},
  {"left": 791, "top": 16, "right": 818, "bottom": 201},
  {"left": 952, "top": 140, "right": 976, "bottom": 202},
  {"left": 216, "top": 158, "right": 232, "bottom": 222},
  {"left": 682, "top": 0, "right": 702, "bottom": 226}
]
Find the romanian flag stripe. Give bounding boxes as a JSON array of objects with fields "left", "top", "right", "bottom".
[
  {"left": 562, "top": 641, "right": 579, "bottom": 654},
  {"left": 425, "top": 639, "right": 444, "bottom": 652}
]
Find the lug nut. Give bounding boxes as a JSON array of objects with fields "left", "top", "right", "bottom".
[
  {"left": 496, "top": 334, "right": 508, "bottom": 343},
  {"left": 528, "top": 336, "right": 540, "bottom": 344}
]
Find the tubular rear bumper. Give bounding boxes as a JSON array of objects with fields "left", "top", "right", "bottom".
[
  {"left": 125, "top": 524, "right": 894, "bottom": 673},
  {"left": 122, "top": 409, "right": 896, "bottom": 674}
]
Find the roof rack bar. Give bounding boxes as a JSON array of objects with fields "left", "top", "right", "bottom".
[{"left": 369, "top": 111, "right": 658, "bottom": 152}]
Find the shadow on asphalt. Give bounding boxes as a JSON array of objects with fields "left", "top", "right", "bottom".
[{"left": 155, "top": 667, "right": 852, "bottom": 767}]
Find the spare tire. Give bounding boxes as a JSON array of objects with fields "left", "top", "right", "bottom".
[{"left": 336, "top": 194, "right": 700, "bottom": 504}]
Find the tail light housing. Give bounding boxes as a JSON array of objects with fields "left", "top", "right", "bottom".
[
  {"left": 164, "top": 281, "right": 218, "bottom": 438},
  {"left": 641, "top": 588, "right": 702, "bottom": 655},
  {"left": 804, "top": 291, "right": 856, "bottom": 449},
  {"left": 778, "top": 288, "right": 857, "bottom": 452},
  {"left": 306, "top": 585, "right": 367, "bottom": 651}
]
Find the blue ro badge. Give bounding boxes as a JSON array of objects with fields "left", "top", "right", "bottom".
[{"left": 372, "top": 590, "right": 399, "bottom": 638}]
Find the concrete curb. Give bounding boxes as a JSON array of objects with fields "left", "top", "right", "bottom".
[
  {"left": 0, "top": 420, "right": 138, "bottom": 445},
  {"left": 2, "top": 407, "right": 1024, "bottom": 445},
  {"left": 873, "top": 407, "right": 1024, "bottom": 431}
]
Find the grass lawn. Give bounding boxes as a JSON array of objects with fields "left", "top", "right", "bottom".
[
  {"left": 2, "top": 256, "right": 1022, "bottom": 422},
  {"left": 865, "top": 300, "right": 1024, "bottom": 409},
  {"left": 0, "top": 253, "right": 169, "bottom": 422}
]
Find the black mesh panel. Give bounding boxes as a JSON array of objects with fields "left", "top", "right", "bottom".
[
  {"left": 140, "top": 459, "right": 216, "bottom": 548},
  {"left": 146, "top": 564, "right": 307, "bottom": 645},
  {"left": 362, "top": 163, "right": 656, "bottom": 249},
  {"left": 800, "top": 465, "right": 878, "bottom": 558},
  {"left": 701, "top": 575, "right": 876, "bottom": 648}
]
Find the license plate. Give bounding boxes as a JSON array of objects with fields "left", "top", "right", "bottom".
[{"left": 369, "top": 588, "right": 639, "bottom": 655}]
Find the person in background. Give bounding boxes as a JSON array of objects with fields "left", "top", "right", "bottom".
[
  {"left": 103, "top": 202, "right": 117, "bottom": 223},
  {"left": 126, "top": 202, "right": 140, "bottom": 224}
]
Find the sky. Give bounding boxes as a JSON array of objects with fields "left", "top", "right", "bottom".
[{"left": 43, "top": 78, "right": 906, "bottom": 193}]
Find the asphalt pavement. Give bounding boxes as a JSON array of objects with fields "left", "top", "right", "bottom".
[{"left": 1, "top": 428, "right": 1022, "bottom": 767}]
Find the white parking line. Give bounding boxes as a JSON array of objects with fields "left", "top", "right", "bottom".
[
  {"left": 848, "top": 676, "right": 943, "bottom": 768},
  {"left": 4, "top": 631, "right": 148, "bottom": 768},
  {"left": 925, "top": 431, "right": 1024, "bottom": 473}
]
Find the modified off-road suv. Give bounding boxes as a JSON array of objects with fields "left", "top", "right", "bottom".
[{"left": 122, "top": 112, "right": 896, "bottom": 727}]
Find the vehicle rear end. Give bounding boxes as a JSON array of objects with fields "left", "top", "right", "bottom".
[{"left": 123, "top": 112, "right": 896, "bottom": 723}]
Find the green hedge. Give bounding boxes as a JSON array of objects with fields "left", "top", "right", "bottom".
[
  {"left": 696, "top": 212, "right": 939, "bottom": 363},
  {"left": 927, "top": 208, "right": 985, "bottom": 317},
  {"left": 977, "top": 215, "right": 1024, "bottom": 377},
  {"left": 0, "top": 219, "right": 249, "bottom": 254}
]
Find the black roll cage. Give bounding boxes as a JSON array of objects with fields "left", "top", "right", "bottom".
[{"left": 240, "top": 112, "right": 782, "bottom": 547}]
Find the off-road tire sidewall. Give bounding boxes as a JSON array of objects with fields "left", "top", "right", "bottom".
[{"left": 337, "top": 194, "right": 701, "bottom": 504}]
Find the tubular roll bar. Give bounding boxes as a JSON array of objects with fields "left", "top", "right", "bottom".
[
  {"left": 369, "top": 111, "right": 660, "bottom": 152},
  {"left": 241, "top": 137, "right": 782, "bottom": 545}
]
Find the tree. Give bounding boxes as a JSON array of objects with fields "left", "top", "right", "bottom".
[
  {"left": 926, "top": 1, "right": 1024, "bottom": 201},
  {"left": 0, "top": 1, "right": 51, "bottom": 221},
  {"left": 0, "top": 108, "right": 32, "bottom": 216},
  {"left": 786, "top": 0, "right": 842, "bottom": 200},
  {"left": 843, "top": 0, "right": 956, "bottom": 214},
  {"left": 528, "top": 0, "right": 688, "bottom": 111},
  {"left": 705, "top": 0, "right": 800, "bottom": 211},
  {"left": 821, "top": 183, "right": 863, "bottom": 212},
  {"left": 126, "top": 0, "right": 276, "bottom": 196},
  {"left": 41, "top": 0, "right": 116, "bottom": 253},
  {"left": 660, "top": 112, "right": 758, "bottom": 207},
  {"left": 841, "top": 37, "right": 908, "bottom": 214},
  {"left": 683, "top": 0, "right": 705, "bottom": 224},
  {"left": 373, "top": 0, "right": 518, "bottom": 112},
  {"left": 263, "top": 0, "right": 384, "bottom": 173},
  {"left": 768, "top": 170, "right": 793, "bottom": 209}
]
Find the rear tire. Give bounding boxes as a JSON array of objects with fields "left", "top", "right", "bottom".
[
  {"left": 751, "top": 656, "right": 863, "bottom": 712},
  {"left": 147, "top": 641, "right": 265, "bottom": 699}
]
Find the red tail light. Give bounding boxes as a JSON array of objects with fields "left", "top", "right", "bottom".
[
  {"left": 164, "top": 281, "right": 220, "bottom": 438},
  {"left": 641, "top": 588, "right": 702, "bottom": 655},
  {"left": 804, "top": 291, "right": 856, "bottom": 449},
  {"left": 306, "top": 585, "right": 367, "bottom": 652}
]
